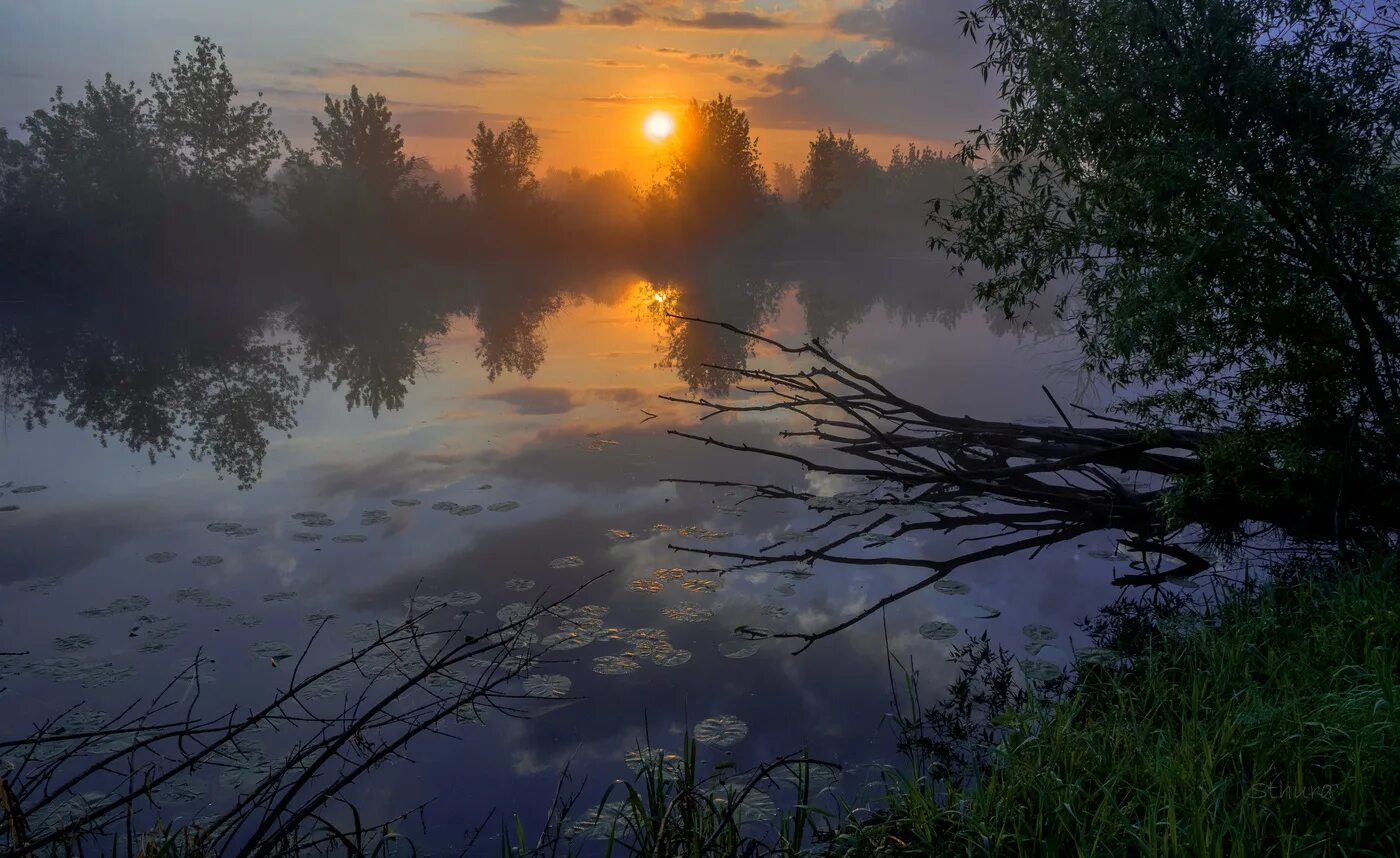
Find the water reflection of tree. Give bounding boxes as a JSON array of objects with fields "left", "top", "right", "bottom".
[
  {"left": 641, "top": 269, "right": 785, "bottom": 395},
  {"left": 291, "top": 280, "right": 454, "bottom": 417},
  {"left": 0, "top": 292, "right": 300, "bottom": 489}
]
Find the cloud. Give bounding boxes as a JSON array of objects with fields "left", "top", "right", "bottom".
[
  {"left": 651, "top": 47, "right": 767, "bottom": 69},
  {"left": 581, "top": 3, "right": 787, "bottom": 30},
  {"left": 394, "top": 107, "right": 531, "bottom": 137},
  {"left": 582, "top": 93, "right": 689, "bottom": 106},
  {"left": 830, "top": 0, "right": 964, "bottom": 54},
  {"left": 663, "top": 10, "right": 786, "bottom": 29},
  {"left": 463, "top": 0, "right": 575, "bottom": 27},
  {"left": 288, "top": 62, "right": 519, "bottom": 84},
  {"left": 745, "top": 45, "right": 996, "bottom": 138},
  {"left": 481, "top": 386, "right": 579, "bottom": 415}
]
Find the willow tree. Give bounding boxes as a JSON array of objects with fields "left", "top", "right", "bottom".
[
  {"left": 931, "top": 0, "right": 1400, "bottom": 543},
  {"left": 664, "top": 0, "right": 1400, "bottom": 648}
]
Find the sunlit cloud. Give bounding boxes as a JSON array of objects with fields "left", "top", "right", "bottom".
[
  {"left": 287, "top": 62, "right": 521, "bottom": 84},
  {"left": 460, "top": 0, "right": 576, "bottom": 27}
]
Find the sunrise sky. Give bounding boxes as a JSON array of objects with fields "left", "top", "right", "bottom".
[{"left": 0, "top": 1, "right": 997, "bottom": 180}]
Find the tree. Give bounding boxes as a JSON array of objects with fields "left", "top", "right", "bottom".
[
  {"left": 16, "top": 76, "right": 167, "bottom": 216},
  {"left": 798, "top": 129, "right": 878, "bottom": 212},
  {"left": 148, "top": 36, "right": 285, "bottom": 201},
  {"left": 931, "top": 0, "right": 1400, "bottom": 539},
  {"left": 662, "top": 95, "right": 769, "bottom": 227},
  {"left": 466, "top": 117, "right": 541, "bottom": 211},
  {"left": 310, "top": 85, "right": 415, "bottom": 201},
  {"left": 770, "top": 161, "right": 799, "bottom": 203}
]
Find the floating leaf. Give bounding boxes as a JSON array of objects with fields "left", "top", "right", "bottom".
[
  {"left": 522, "top": 673, "right": 572, "bottom": 698},
  {"left": 693, "top": 715, "right": 748, "bottom": 748},
  {"left": 391, "top": 499, "right": 421, "bottom": 507},
  {"left": 21, "top": 576, "right": 60, "bottom": 594},
  {"left": 629, "top": 579, "right": 663, "bottom": 594},
  {"left": 331, "top": 534, "right": 367, "bottom": 544},
  {"left": 191, "top": 555, "right": 224, "bottom": 567},
  {"left": 652, "top": 568, "right": 685, "bottom": 582},
  {"left": 11, "top": 485, "right": 46, "bottom": 494},
  {"left": 918, "top": 620, "right": 958, "bottom": 641},
  {"left": 262, "top": 591, "right": 296, "bottom": 602},
  {"left": 174, "top": 588, "right": 232, "bottom": 608},
  {"left": 496, "top": 602, "right": 537, "bottom": 625},
  {"left": 79, "top": 595, "right": 150, "bottom": 617},
  {"left": 773, "top": 582, "right": 797, "bottom": 596},
  {"left": 549, "top": 555, "right": 585, "bottom": 569},
  {"left": 661, "top": 604, "right": 713, "bottom": 623},
  {"left": 291, "top": 532, "right": 322, "bottom": 543},
  {"left": 207, "top": 522, "right": 241, "bottom": 534},
  {"left": 540, "top": 631, "right": 593, "bottom": 651},
  {"left": 487, "top": 501, "right": 519, "bottom": 512},
  {"left": 931, "top": 580, "right": 970, "bottom": 595},
  {"left": 760, "top": 605, "right": 789, "bottom": 618},
  {"left": 682, "top": 578, "right": 720, "bottom": 594},
  {"left": 592, "top": 655, "right": 640, "bottom": 675},
  {"left": 53, "top": 634, "right": 94, "bottom": 652},
  {"left": 504, "top": 578, "right": 536, "bottom": 592},
  {"left": 251, "top": 641, "right": 293, "bottom": 660},
  {"left": 0, "top": 505, "right": 17, "bottom": 512},
  {"left": 305, "top": 612, "right": 338, "bottom": 625},
  {"left": 606, "top": 529, "right": 635, "bottom": 541},
  {"left": 975, "top": 604, "right": 1002, "bottom": 619},
  {"left": 231, "top": 614, "right": 263, "bottom": 628},
  {"left": 718, "top": 640, "right": 762, "bottom": 659},
  {"left": 624, "top": 748, "right": 683, "bottom": 775},
  {"left": 1076, "top": 647, "right": 1122, "bottom": 666},
  {"left": 145, "top": 552, "right": 176, "bottom": 564},
  {"left": 1024, "top": 641, "right": 1051, "bottom": 656},
  {"left": 1021, "top": 659, "right": 1062, "bottom": 681},
  {"left": 652, "top": 648, "right": 692, "bottom": 667},
  {"left": 360, "top": 510, "right": 390, "bottom": 526},
  {"left": 444, "top": 590, "right": 482, "bottom": 607},
  {"left": 1022, "top": 624, "right": 1058, "bottom": 642}
]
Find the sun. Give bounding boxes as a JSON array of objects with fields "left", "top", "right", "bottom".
[{"left": 642, "top": 110, "right": 676, "bottom": 143}]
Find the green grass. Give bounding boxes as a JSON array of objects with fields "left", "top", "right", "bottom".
[{"left": 830, "top": 554, "right": 1400, "bottom": 856}]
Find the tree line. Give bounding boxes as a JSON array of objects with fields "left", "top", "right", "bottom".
[{"left": 0, "top": 38, "right": 969, "bottom": 292}]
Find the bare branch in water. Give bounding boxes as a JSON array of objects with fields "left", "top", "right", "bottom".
[{"left": 661, "top": 316, "right": 1216, "bottom": 652}]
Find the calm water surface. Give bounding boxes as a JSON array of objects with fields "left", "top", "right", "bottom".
[{"left": 0, "top": 257, "right": 1127, "bottom": 851}]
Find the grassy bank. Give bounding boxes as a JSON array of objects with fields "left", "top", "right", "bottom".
[{"left": 829, "top": 555, "right": 1400, "bottom": 856}]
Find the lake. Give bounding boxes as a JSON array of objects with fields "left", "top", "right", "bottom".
[{"left": 0, "top": 254, "right": 1131, "bottom": 852}]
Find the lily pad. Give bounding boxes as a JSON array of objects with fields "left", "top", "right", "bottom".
[
  {"left": 145, "top": 552, "right": 177, "bottom": 564},
  {"left": 1022, "top": 623, "right": 1058, "bottom": 642},
  {"left": 918, "top": 620, "right": 958, "bottom": 641},
  {"left": 360, "top": 510, "right": 390, "bottom": 526},
  {"left": 291, "top": 532, "right": 322, "bottom": 543},
  {"left": 1021, "top": 659, "right": 1062, "bottom": 681},
  {"left": 522, "top": 673, "right": 572, "bottom": 698},
  {"left": 975, "top": 604, "right": 1002, "bottom": 619},
  {"left": 331, "top": 534, "right": 367, "bottom": 544},
  {"left": 262, "top": 591, "right": 297, "bottom": 602},
  {"left": 682, "top": 579, "right": 720, "bottom": 594},
  {"left": 652, "top": 648, "right": 692, "bottom": 667},
  {"left": 504, "top": 578, "right": 536, "bottom": 592},
  {"left": 629, "top": 579, "right": 663, "bottom": 593},
  {"left": 591, "top": 655, "right": 641, "bottom": 675},
  {"left": 549, "top": 555, "right": 585, "bottom": 569},
  {"left": 760, "top": 604, "right": 789, "bottom": 618},
  {"left": 661, "top": 604, "right": 714, "bottom": 623},
  {"left": 487, "top": 501, "right": 519, "bottom": 512},
  {"left": 206, "top": 522, "right": 243, "bottom": 534},
  {"left": 719, "top": 640, "right": 761, "bottom": 659},
  {"left": 931, "top": 580, "right": 970, "bottom": 595},
  {"left": 79, "top": 595, "right": 151, "bottom": 617},
  {"left": 53, "top": 634, "right": 95, "bottom": 652},
  {"left": 191, "top": 555, "right": 224, "bottom": 567},
  {"left": 390, "top": 499, "right": 421, "bottom": 507},
  {"left": 693, "top": 715, "right": 748, "bottom": 748},
  {"left": 251, "top": 641, "right": 294, "bottom": 661},
  {"left": 0, "top": 505, "right": 18, "bottom": 512},
  {"left": 11, "top": 485, "right": 47, "bottom": 494}
]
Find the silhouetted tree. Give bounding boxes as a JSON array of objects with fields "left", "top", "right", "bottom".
[
  {"left": 770, "top": 161, "right": 799, "bottom": 203},
  {"left": 659, "top": 95, "right": 769, "bottom": 230},
  {"left": 310, "top": 85, "right": 416, "bottom": 202},
  {"left": 466, "top": 117, "right": 541, "bottom": 212},
  {"left": 799, "top": 129, "right": 879, "bottom": 213},
  {"left": 934, "top": 0, "right": 1400, "bottom": 541},
  {"left": 148, "top": 36, "right": 285, "bottom": 202}
]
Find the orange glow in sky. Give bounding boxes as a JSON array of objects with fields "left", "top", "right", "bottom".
[{"left": 642, "top": 111, "right": 677, "bottom": 143}]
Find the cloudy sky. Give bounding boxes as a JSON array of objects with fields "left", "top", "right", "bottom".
[{"left": 0, "top": 0, "right": 997, "bottom": 177}]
